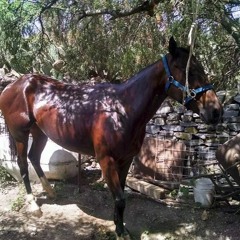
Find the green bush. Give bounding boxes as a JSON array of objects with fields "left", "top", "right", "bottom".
[
  {"left": 11, "top": 185, "right": 25, "bottom": 212},
  {"left": 0, "top": 166, "right": 15, "bottom": 184}
]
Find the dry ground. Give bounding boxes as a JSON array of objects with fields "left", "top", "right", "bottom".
[{"left": 0, "top": 170, "right": 240, "bottom": 240}]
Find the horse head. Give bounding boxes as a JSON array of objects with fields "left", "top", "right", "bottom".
[{"left": 163, "top": 37, "right": 222, "bottom": 124}]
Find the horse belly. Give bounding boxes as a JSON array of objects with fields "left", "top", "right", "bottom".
[
  {"left": 35, "top": 110, "right": 95, "bottom": 156},
  {"left": 42, "top": 126, "right": 95, "bottom": 156}
]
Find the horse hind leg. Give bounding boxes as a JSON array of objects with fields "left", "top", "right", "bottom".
[
  {"left": 14, "top": 132, "right": 42, "bottom": 217},
  {"left": 28, "top": 124, "right": 56, "bottom": 199}
]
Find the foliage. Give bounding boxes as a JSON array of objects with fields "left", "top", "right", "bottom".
[
  {"left": 90, "top": 181, "right": 106, "bottom": 191},
  {"left": 0, "top": 166, "right": 15, "bottom": 184},
  {"left": 0, "top": 0, "right": 239, "bottom": 90},
  {"left": 11, "top": 184, "right": 25, "bottom": 211},
  {"left": 95, "top": 226, "right": 116, "bottom": 240}
]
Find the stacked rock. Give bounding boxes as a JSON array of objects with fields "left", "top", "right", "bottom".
[{"left": 145, "top": 91, "right": 240, "bottom": 177}]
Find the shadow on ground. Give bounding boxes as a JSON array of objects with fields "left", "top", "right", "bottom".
[{"left": 0, "top": 170, "right": 240, "bottom": 240}]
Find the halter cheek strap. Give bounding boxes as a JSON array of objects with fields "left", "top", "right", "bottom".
[{"left": 162, "top": 55, "right": 213, "bottom": 105}]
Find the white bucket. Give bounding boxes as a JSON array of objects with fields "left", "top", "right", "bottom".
[{"left": 193, "top": 178, "right": 215, "bottom": 208}]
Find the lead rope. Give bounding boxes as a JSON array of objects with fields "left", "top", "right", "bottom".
[
  {"left": 184, "top": 0, "right": 200, "bottom": 104},
  {"left": 154, "top": 136, "right": 158, "bottom": 180}
]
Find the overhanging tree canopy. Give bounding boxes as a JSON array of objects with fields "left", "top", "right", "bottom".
[{"left": 0, "top": 0, "right": 239, "bottom": 90}]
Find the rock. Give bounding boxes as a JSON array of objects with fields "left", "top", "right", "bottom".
[
  {"left": 181, "top": 115, "right": 193, "bottom": 122},
  {"left": 157, "top": 130, "right": 174, "bottom": 138},
  {"left": 161, "top": 125, "right": 184, "bottom": 132},
  {"left": 216, "top": 90, "right": 226, "bottom": 103},
  {"left": 228, "top": 123, "right": 240, "bottom": 131},
  {"left": 52, "top": 59, "right": 65, "bottom": 71},
  {"left": 166, "top": 120, "right": 179, "bottom": 125},
  {"left": 167, "top": 113, "right": 180, "bottom": 121},
  {"left": 146, "top": 124, "right": 161, "bottom": 135},
  {"left": 174, "top": 132, "right": 192, "bottom": 141},
  {"left": 175, "top": 105, "right": 185, "bottom": 114},
  {"left": 223, "top": 116, "right": 240, "bottom": 123},
  {"left": 193, "top": 113, "right": 200, "bottom": 118},
  {"left": 230, "top": 131, "right": 239, "bottom": 136},
  {"left": 201, "top": 210, "right": 209, "bottom": 221},
  {"left": 234, "top": 94, "right": 240, "bottom": 104},
  {"left": 155, "top": 99, "right": 173, "bottom": 115},
  {"left": 223, "top": 110, "right": 239, "bottom": 118},
  {"left": 185, "top": 127, "right": 198, "bottom": 134},
  {"left": 184, "top": 110, "right": 193, "bottom": 116},
  {"left": 154, "top": 117, "right": 165, "bottom": 125},
  {"left": 225, "top": 104, "right": 239, "bottom": 110},
  {"left": 0, "top": 68, "right": 6, "bottom": 77},
  {"left": 185, "top": 139, "right": 204, "bottom": 146},
  {"left": 180, "top": 122, "right": 197, "bottom": 127},
  {"left": 197, "top": 124, "right": 208, "bottom": 130},
  {"left": 225, "top": 90, "right": 238, "bottom": 104}
]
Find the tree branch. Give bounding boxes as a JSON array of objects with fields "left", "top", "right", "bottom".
[
  {"left": 39, "top": 0, "right": 60, "bottom": 34},
  {"left": 220, "top": 16, "right": 240, "bottom": 46},
  {"left": 223, "top": 0, "right": 240, "bottom": 4},
  {"left": 77, "top": 0, "right": 164, "bottom": 21},
  {"left": 220, "top": 4, "right": 240, "bottom": 46},
  {"left": 38, "top": 0, "right": 60, "bottom": 51}
]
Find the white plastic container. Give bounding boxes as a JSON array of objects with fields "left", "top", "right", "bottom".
[
  {"left": 0, "top": 135, "right": 79, "bottom": 182},
  {"left": 193, "top": 178, "right": 215, "bottom": 208}
]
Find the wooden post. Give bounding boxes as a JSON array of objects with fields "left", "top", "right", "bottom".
[{"left": 78, "top": 154, "right": 82, "bottom": 192}]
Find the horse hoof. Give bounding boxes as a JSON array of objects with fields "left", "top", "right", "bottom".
[
  {"left": 24, "top": 201, "right": 43, "bottom": 217},
  {"left": 25, "top": 194, "right": 43, "bottom": 218},
  {"left": 30, "top": 205, "right": 43, "bottom": 218},
  {"left": 47, "top": 190, "right": 57, "bottom": 199},
  {"left": 115, "top": 233, "right": 131, "bottom": 240}
]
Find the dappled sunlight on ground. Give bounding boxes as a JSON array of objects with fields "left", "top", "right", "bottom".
[{"left": 0, "top": 177, "right": 240, "bottom": 240}]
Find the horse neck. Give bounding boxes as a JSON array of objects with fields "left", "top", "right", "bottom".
[{"left": 121, "top": 60, "right": 167, "bottom": 125}]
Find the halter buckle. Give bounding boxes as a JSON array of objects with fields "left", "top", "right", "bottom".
[
  {"left": 189, "top": 89, "right": 197, "bottom": 98},
  {"left": 168, "top": 76, "right": 174, "bottom": 83}
]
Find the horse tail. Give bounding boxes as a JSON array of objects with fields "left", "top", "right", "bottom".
[
  {"left": 0, "top": 77, "right": 19, "bottom": 159},
  {"left": 0, "top": 114, "right": 17, "bottom": 159},
  {"left": 8, "top": 127, "right": 17, "bottom": 159}
]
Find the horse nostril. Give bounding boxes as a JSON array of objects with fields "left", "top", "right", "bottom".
[{"left": 212, "top": 108, "right": 221, "bottom": 123}]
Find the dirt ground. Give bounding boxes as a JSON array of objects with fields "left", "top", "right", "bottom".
[{"left": 0, "top": 170, "right": 240, "bottom": 240}]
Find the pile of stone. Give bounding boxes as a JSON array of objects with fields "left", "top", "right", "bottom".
[
  {"left": 0, "top": 66, "right": 20, "bottom": 92},
  {"left": 143, "top": 91, "right": 240, "bottom": 178}
]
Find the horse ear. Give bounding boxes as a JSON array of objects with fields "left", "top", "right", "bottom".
[{"left": 169, "top": 36, "right": 178, "bottom": 56}]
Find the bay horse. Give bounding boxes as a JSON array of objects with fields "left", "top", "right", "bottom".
[{"left": 0, "top": 37, "right": 222, "bottom": 239}]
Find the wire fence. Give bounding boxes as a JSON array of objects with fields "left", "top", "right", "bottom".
[{"left": 0, "top": 97, "right": 240, "bottom": 192}]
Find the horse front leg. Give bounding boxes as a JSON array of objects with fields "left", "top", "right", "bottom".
[{"left": 99, "top": 156, "right": 131, "bottom": 240}]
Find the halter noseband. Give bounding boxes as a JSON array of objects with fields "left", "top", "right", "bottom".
[{"left": 162, "top": 55, "right": 213, "bottom": 105}]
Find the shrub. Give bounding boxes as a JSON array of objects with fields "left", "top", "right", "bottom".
[{"left": 0, "top": 166, "right": 15, "bottom": 184}]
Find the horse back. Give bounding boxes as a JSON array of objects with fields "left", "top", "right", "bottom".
[{"left": 0, "top": 74, "right": 146, "bottom": 158}]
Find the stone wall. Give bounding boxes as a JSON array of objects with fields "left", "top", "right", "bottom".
[
  {"left": 134, "top": 91, "right": 240, "bottom": 184},
  {"left": 1, "top": 70, "right": 239, "bottom": 185}
]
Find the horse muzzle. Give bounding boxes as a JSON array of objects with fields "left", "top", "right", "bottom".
[{"left": 199, "top": 104, "right": 223, "bottom": 125}]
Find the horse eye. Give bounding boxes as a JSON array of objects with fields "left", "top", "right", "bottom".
[{"left": 174, "top": 64, "right": 184, "bottom": 70}]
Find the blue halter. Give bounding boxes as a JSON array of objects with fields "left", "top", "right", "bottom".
[{"left": 162, "top": 55, "right": 213, "bottom": 105}]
